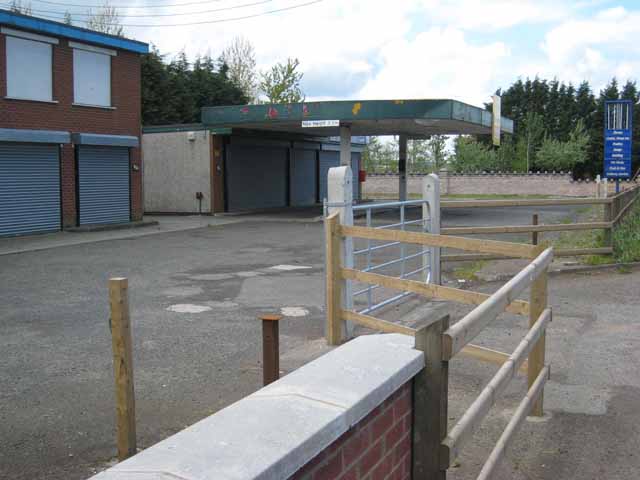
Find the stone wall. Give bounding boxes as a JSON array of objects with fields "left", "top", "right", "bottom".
[{"left": 363, "top": 172, "right": 638, "bottom": 198}]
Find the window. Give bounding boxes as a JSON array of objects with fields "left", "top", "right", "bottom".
[
  {"left": 5, "top": 35, "right": 53, "bottom": 102},
  {"left": 72, "top": 43, "right": 114, "bottom": 107}
]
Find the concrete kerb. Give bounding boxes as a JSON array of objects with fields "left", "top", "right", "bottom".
[{"left": 89, "top": 334, "right": 423, "bottom": 480}]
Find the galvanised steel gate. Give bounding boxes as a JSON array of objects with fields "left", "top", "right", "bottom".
[{"left": 324, "top": 166, "right": 440, "bottom": 321}]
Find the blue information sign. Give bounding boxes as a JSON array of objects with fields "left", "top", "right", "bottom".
[{"left": 604, "top": 100, "right": 633, "bottom": 178}]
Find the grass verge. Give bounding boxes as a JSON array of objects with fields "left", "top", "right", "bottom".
[{"left": 613, "top": 200, "right": 640, "bottom": 263}]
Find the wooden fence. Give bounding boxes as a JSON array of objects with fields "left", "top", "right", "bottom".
[
  {"left": 439, "top": 184, "right": 640, "bottom": 262},
  {"left": 325, "top": 212, "right": 553, "bottom": 479}
]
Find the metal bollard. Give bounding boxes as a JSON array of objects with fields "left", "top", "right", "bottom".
[{"left": 260, "top": 314, "right": 283, "bottom": 386}]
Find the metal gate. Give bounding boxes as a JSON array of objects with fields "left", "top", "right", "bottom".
[
  {"left": 78, "top": 145, "right": 130, "bottom": 225},
  {"left": 324, "top": 167, "right": 440, "bottom": 318},
  {"left": 0, "top": 142, "right": 61, "bottom": 236}
]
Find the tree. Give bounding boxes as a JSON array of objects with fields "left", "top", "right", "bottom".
[
  {"left": 221, "top": 37, "right": 258, "bottom": 103},
  {"left": 450, "top": 136, "right": 499, "bottom": 173},
  {"left": 86, "top": 3, "right": 124, "bottom": 37},
  {"left": 63, "top": 11, "right": 73, "bottom": 25},
  {"left": 141, "top": 48, "right": 247, "bottom": 125},
  {"left": 535, "top": 120, "right": 589, "bottom": 171},
  {"left": 426, "top": 135, "right": 447, "bottom": 171},
  {"left": 9, "top": 0, "right": 32, "bottom": 15},
  {"left": 408, "top": 139, "right": 430, "bottom": 173},
  {"left": 260, "top": 57, "right": 305, "bottom": 104},
  {"left": 520, "top": 111, "right": 545, "bottom": 171}
]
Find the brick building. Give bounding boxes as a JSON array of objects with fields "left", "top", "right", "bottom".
[{"left": 0, "top": 9, "right": 148, "bottom": 236}]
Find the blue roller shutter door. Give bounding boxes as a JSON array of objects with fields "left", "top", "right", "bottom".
[
  {"left": 0, "top": 143, "right": 61, "bottom": 236},
  {"left": 78, "top": 145, "right": 130, "bottom": 225}
]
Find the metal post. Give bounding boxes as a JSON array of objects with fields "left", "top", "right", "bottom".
[
  {"left": 260, "top": 314, "right": 282, "bottom": 386},
  {"left": 399, "top": 135, "right": 408, "bottom": 201},
  {"left": 532, "top": 214, "right": 539, "bottom": 246},
  {"left": 423, "top": 174, "right": 441, "bottom": 284},
  {"left": 108, "top": 278, "right": 137, "bottom": 461}
]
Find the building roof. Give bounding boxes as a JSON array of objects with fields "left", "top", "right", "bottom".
[
  {"left": 0, "top": 9, "right": 148, "bottom": 54},
  {"left": 201, "top": 99, "right": 514, "bottom": 138}
]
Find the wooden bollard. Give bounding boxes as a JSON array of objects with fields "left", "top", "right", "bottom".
[
  {"left": 260, "top": 314, "right": 283, "bottom": 386},
  {"left": 109, "top": 278, "right": 137, "bottom": 461}
]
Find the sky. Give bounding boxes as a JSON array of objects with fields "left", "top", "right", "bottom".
[{"left": 12, "top": 0, "right": 640, "bottom": 106}]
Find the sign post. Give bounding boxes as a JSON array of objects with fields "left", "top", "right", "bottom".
[{"left": 604, "top": 100, "right": 633, "bottom": 193}]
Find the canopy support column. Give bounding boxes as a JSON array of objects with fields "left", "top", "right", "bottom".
[
  {"left": 340, "top": 125, "right": 351, "bottom": 167},
  {"left": 399, "top": 134, "right": 408, "bottom": 201}
]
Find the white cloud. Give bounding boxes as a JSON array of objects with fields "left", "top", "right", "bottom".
[{"left": 357, "top": 27, "right": 509, "bottom": 105}]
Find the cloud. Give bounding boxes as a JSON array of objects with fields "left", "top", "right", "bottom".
[{"left": 357, "top": 27, "right": 509, "bottom": 105}]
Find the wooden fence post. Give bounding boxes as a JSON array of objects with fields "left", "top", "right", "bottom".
[
  {"left": 260, "top": 314, "right": 282, "bottom": 386},
  {"left": 109, "top": 278, "right": 137, "bottom": 461},
  {"left": 325, "top": 213, "right": 342, "bottom": 345},
  {"left": 413, "top": 315, "right": 450, "bottom": 479},
  {"left": 527, "top": 257, "right": 547, "bottom": 417},
  {"left": 531, "top": 214, "right": 539, "bottom": 246},
  {"left": 604, "top": 200, "right": 613, "bottom": 247}
]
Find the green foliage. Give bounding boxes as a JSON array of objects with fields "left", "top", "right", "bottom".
[
  {"left": 613, "top": 199, "right": 640, "bottom": 263},
  {"left": 259, "top": 58, "right": 305, "bottom": 104},
  {"left": 63, "top": 11, "right": 73, "bottom": 25},
  {"left": 450, "top": 136, "right": 499, "bottom": 172},
  {"left": 141, "top": 46, "right": 247, "bottom": 126},
  {"left": 496, "top": 76, "right": 640, "bottom": 178},
  {"left": 426, "top": 135, "right": 447, "bottom": 171},
  {"left": 535, "top": 120, "right": 590, "bottom": 171}
]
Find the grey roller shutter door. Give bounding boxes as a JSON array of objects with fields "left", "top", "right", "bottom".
[
  {"left": 78, "top": 146, "right": 130, "bottom": 225},
  {"left": 290, "top": 148, "right": 317, "bottom": 206},
  {"left": 226, "top": 145, "right": 287, "bottom": 211},
  {"left": 319, "top": 151, "right": 339, "bottom": 202},
  {"left": 0, "top": 143, "right": 61, "bottom": 236},
  {"left": 319, "top": 150, "right": 360, "bottom": 202}
]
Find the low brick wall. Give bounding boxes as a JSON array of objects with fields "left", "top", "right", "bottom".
[
  {"left": 90, "top": 334, "right": 422, "bottom": 480},
  {"left": 291, "top": 383, "right": 412, "bottom": 480},
  {"left": 363, "top": 172, "right": 638, "bottom": 198}
]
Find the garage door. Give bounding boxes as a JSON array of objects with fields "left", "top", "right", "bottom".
[
  {"left": 78, "top": 146, "right": 130, "bottom": 225},
  {"left": 319, "top": 151, "right": 360, "bottom": 202},
  {"left": 0, "top": 143, "right": 61, "bottom": 236},
  {"left": 290, "top": 148, "right": 317, "bottom": 206},
  {"left": 226, "top": 145, "right": 288, "bottom": 211}
]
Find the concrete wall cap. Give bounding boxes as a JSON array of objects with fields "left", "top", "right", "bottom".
[{"left": 89, "top": 333, "right": 423, "bottom": 480}]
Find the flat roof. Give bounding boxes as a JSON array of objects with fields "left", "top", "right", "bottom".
[
  {"left": 0, "top": 9, "right": 148, "bottom": 54},
  {"left": 201, "top": 99, "right": 514, "bottom": 138}
]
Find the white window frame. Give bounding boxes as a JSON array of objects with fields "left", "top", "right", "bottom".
[
  {"left": 71, "top": 41, "right": 116, "bottom": 108},
  {"left": 2, "top": 27, "right": 57, "bottom": 102}
]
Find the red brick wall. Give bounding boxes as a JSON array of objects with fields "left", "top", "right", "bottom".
[
  {"left": 290, "top": 382, "right": 412, "bottom": 480},
  {"left": 0, "top": 32, "right": 143, "bottom": 225}
]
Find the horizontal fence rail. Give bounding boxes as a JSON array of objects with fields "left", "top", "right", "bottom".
[
  {"left": 441, "top": 185, "right": 640, "bottom": 261},
  {"left": 441, "top": 308, "right": 552, "bottom": 467},
  {"left": 442, "top": 247, "right": 553, "bottom": 360},
  {"left": 324, "top": 171, "right": 556, "bottom": 480}
]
